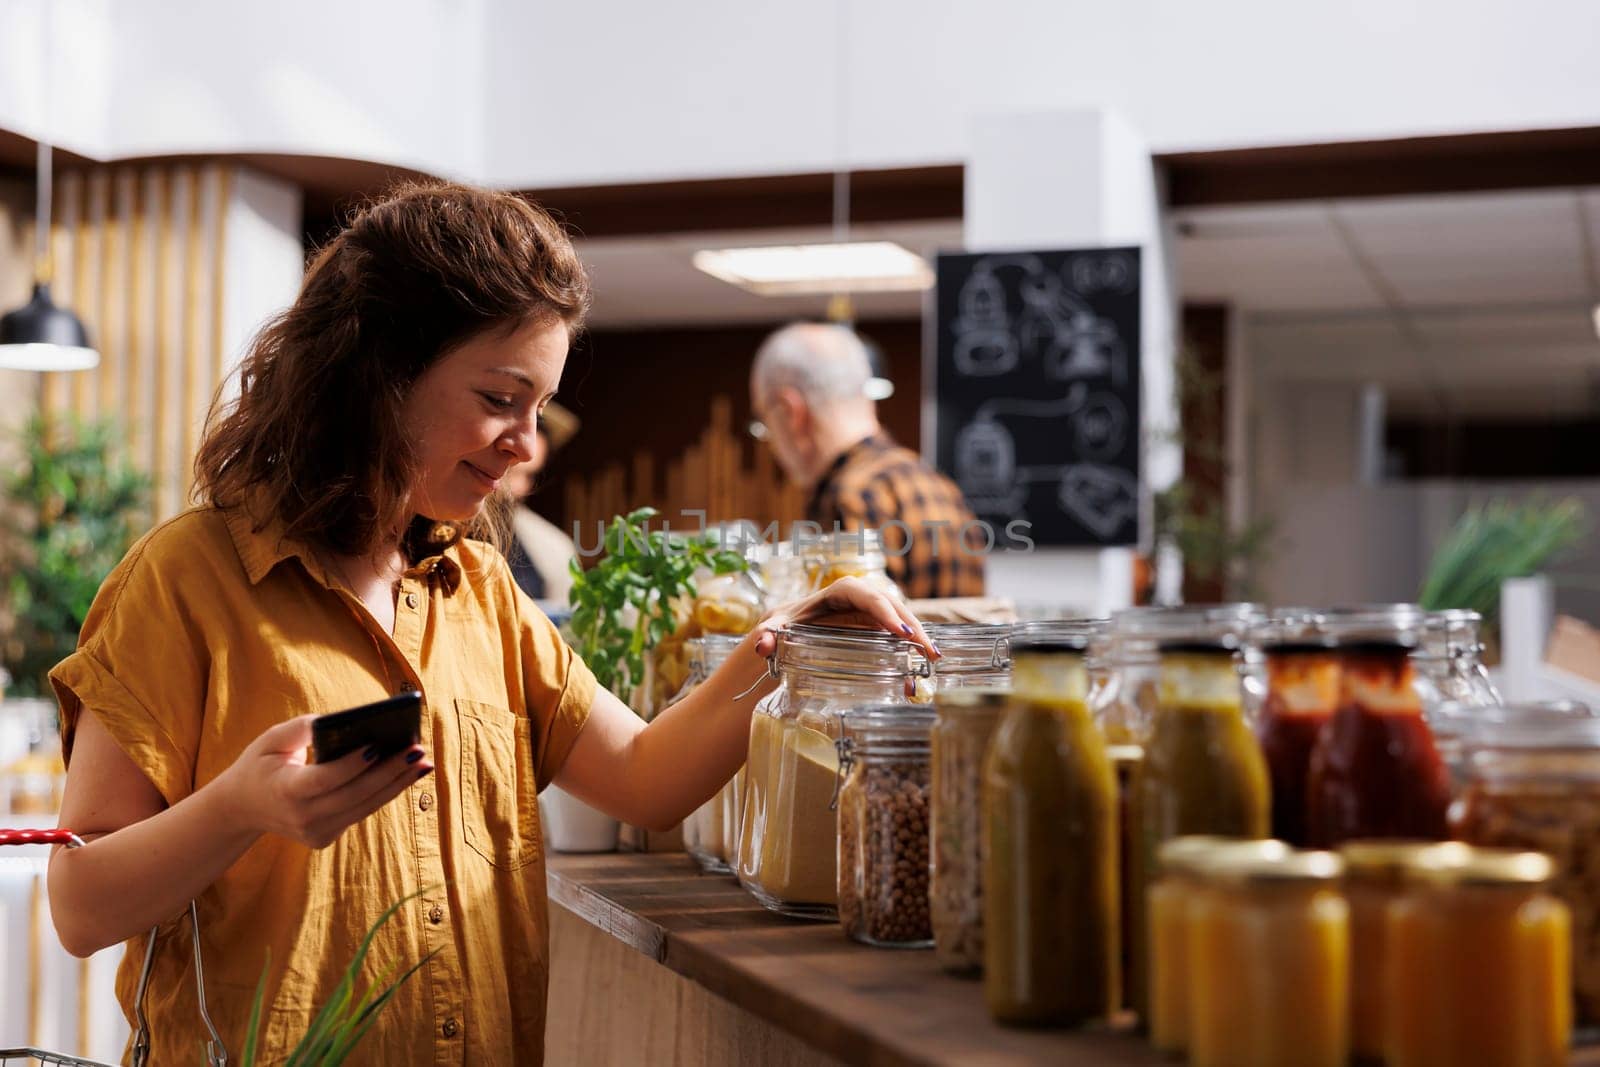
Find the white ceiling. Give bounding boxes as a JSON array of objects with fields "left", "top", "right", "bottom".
[
  {"left": 577, "top": 186, "right": 1600, "bottom": 418},
  {"left": 581, "top": 186, "right": 1600, "bottom": 327},
  {"left": 578, "top": 220, "right": 957, "bottom": 329}
]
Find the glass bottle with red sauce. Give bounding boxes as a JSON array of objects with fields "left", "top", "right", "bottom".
[
  {"left": 1307, "top": 625, "right": 1451, "bottom": 847},
  {"left": 1256, "top": 639, "right": 1340, "bottom": 847}
]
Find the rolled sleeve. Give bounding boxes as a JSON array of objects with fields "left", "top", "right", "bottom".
[
  {"left": 47, "top": 525, "right": 207, "bottom": 809},
  {"left": 51, "top": 645, "right": 196, "bottom": 809},
  {"left": 513, "top": 586, "right": 596, "bottom": 791}
]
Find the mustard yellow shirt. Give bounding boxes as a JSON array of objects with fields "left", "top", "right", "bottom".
[{"left": 49, "top": 504, "right": 595, "bottom": 1065}]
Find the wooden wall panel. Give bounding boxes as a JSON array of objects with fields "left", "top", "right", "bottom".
[
  {"left": 545, "top": 320, "right": 923, "bottom": 543},
  {"left": 36, "top": 164, "right": 232, "bottom": 522}
]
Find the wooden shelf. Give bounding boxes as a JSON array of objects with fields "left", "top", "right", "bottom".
[
  {"left": 549, "top": 852, "right": 1158, "bottom": 1066},
  {"left": 548, "top": 852, "right": 1600, "bottom": 1066}
]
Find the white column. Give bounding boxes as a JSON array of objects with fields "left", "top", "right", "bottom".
[
  {"left": 217, "top": 167, "right": 304, "bottom": 401},
  {"left": 964, "top": 110, "right": 1177, "bottom": 617}
]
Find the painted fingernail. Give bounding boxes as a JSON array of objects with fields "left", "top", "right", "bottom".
[
  {"left": 406, "top": 749, "right": 424, "bottom": 765},
  {"left": 900, "top": 624, "right": 914, "bottom": 635},
  {"left": 416, "top": 766, "right": 433, "bottom": 779},
  {"left": 932, "top": 642, "right": 943, "bottom": 657},
  {"left": 363, "top": 746, "right": 380, "bottom": 762}
]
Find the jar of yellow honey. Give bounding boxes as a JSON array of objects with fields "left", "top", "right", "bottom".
[
  {"left": 1339, "top": 840, "right": 1459, "bottom": 1062},
  {"left": 1384, "top": 846, "right": 1570, "bottom": 1067},
  {"left": 1186, "top": 847, "right": 1348, "bottom": 1067}
]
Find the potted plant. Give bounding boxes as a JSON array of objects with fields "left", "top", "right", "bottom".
[
  {"left": 1419, "top": 496, "right": 1587, "bottom": 657},
  {"left": 545, "top": 508, "right": 746, "bottom": 852}
]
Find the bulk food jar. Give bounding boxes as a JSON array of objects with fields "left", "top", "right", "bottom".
[
  {"left": 1101, "top": 605, "right": 1263, "bottom": 744},
  {"left": 1453, "top": 713, "right": 1600, "bottom": 1029},
  {"left": 931, "top": 688, "right": 1008, "bottom": 975},
  {"left": 1306, "top": 607, "right": 1451, "bottom": 846},
  {"left": 1186, "top": 848, "right": 1349, "bottom": 1067},
  {"left": 1385, "top": 846, "right": 1571, "bottom": 1067},
  {"left": 1253, "top": 618, "right": 1339, "bottom": 848},
  {"left": 1338, "top": 840, "right": 1462, "bottom": 1062},
  {"left": 1131, "top": 623, "right": 1269, "bottom": 1019},
  {"left": 680, "top": 634, "right": 746, "bottom": 874},
  {"left": 920, "top": 622, "right": 1012, "bottom": 701},
  {"left": 835, "top": 703, "right": 936, "bottom": 947},
  {"left": 736, "top": 624, "right": 929, "bottom": 918},
  {"left": 1147, "top": 837, "right": 1288, "bottom": 1058},
  {"left": 983, "top": 634, "right": 1118, "bottom": 1027},
  {"left": 1414, "top": 608, "right": 1501, "bottom": 709},
  {"left": 801, "top": 528, "right": 898, "bottom": 597}
]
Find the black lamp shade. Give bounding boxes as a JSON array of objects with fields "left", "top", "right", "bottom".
[
  {"left": 0, "top": 282, "right": 99, "bottom": 371},
  {"left": 1, "top": 282, "right": 89, "bottom": 346}
]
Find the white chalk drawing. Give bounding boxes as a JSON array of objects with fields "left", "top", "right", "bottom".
[
  {"left": 953, "top": 418, "right": 1024, "bottom": 512},
  {"left": 950, "top": 254, "right": 1044, "bottom": 376},
  {"left": 1068, "top": 250, "right": 1138, "bottom": 296},
  {"left": 941, "top": 249, "right": 1140, "bottom": 542},
  {"left": 951, "top": 385, "right": 1136, "bottom": 539},
  {"left": 1073, "top": 392, "right": 1127, "bottom": 460},
  {"left": 950, "top": 254, "right": 1128, "bottom": 384},
  {"left": 1055, "top": 464, "right": 1139, "bottom": 541}
]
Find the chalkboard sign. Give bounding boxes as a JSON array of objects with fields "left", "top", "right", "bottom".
[{"left": 932, "top": 247, "right": 1141, "bottom": 547}]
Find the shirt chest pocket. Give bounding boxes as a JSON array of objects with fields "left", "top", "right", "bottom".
[{"left": 456, "top": 698, "right": 540, "bottom": 870}]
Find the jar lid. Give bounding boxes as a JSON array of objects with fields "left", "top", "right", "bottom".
[
  {"left": 1012, "top": 633, "right": 1091, "bottom": 655},
  {"left": 1112, "top": 604, "right": 1263, "bottom": 638},
  {"left": 1156, "top": 638, "right": 1240, "bottom": 657},
  {"left": 1450, "top": 702, "right": 1600, "bottom": 749},
  {"left": 1340, "top": 840, "right": 1458, "bottom": 882},
  {"left": 840, "top": 702, "right": 937, "bottom": 748},
  {"left": 926, "top": 622, "right": 1013, "bottom": 671},
  {"left": 775, "top": 623, "right": 924, "bottom": 680},
  {"left": 1399, "top": 843, "right": 1555, "bottom": 887},
  {"left": 1183, "top": 838, "right": 1291, "bottom": 878},
  {"left": 1155, "top": 834, "right": 1231, "bottom": 875},
  {"left": 1317, "top": 604, "right": 1425, "bottom": 647},
  {"left": 1259, "top": 638, "right": 1338, "bottom": 656},
  {"left": 1249, "top": 609, "right": 1324, "bottom": 646},
  {"left": 1207, "top": 849, "right": 1344, "bottom": 885}
]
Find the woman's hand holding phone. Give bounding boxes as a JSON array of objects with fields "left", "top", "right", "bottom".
[{"left": 216, "top": 714, "right": 432, "bottom": 849}]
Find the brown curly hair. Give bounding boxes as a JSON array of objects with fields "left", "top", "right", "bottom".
[{"left": 194, "top": 181, "right": 590, "bottom": 560}]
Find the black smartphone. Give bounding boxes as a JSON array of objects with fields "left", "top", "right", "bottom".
[{"left": 311, "top": 691, "right": 423, "bottom": 764}]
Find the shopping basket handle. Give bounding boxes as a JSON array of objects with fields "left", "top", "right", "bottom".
[{"left": 0, "top": 828, "right": 85, "bottom": 848}]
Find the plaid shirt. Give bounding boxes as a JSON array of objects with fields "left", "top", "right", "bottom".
[{"left": 806, "top": 433, "right": 986, "bottom": 600}]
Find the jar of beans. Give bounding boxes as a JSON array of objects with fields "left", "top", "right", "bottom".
[{"left": 835, "top": 703, "right": 937, "bottom": 948}]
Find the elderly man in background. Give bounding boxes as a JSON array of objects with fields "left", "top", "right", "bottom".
[{"left": 749, "top": 321, "right": 985, "bottom": 600}]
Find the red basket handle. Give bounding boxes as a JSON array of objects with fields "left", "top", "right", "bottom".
[{"left": 0, "top": 828, "right": 85, "bottom": 848}]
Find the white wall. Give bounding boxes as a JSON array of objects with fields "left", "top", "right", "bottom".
[
  {"left": 484, "top": 0, "right": 1600, "bottom": 187},
  {"left": 4, "top": 0, "right": 1600, "bottom": 187},
  {"left": 0, "top": 0, "right": 487, "bottom": 177}
]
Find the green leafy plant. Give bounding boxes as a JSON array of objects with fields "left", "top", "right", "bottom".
[
  {"left": 240, "top": 889, "right": 438, "bottom": 1066},
  {"left": 1419, "top": 496, "right": 1588, "bottom": 621},
  {"left": 566, "top": 507, "right": 747, "bottom": 706},
  {"left": 0, "top": 416, "right": 149, "bottom": 695}
]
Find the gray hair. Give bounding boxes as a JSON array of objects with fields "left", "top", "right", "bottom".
[{"left": 751, "top": 322, "right": 872, "bottom": 407}]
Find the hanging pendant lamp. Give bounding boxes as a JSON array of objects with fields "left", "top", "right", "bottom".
[{"left": 0, "top": 137, "right": 99, "bottom": 372}]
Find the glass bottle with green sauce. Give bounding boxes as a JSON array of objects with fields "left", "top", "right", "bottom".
[
  {"left": 983, "top": 635, "right": 1119, "bottom": 1027},
  {"left": 1130, "top": 640, "right": 1271, "bottom": 1021}
]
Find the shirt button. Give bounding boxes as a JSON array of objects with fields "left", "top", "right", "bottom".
[
  {"left": 405, "top": 592, "right": 418, "bottom": 609},
  {"left": 428, "top": 904, "right": 444, "bottom": 924},
  {"left": 442, "top": 1018, "right": 459, "bottom": 1038},
  {"left": 418, "top": 792, "right": 433, "bottom": 811}
]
